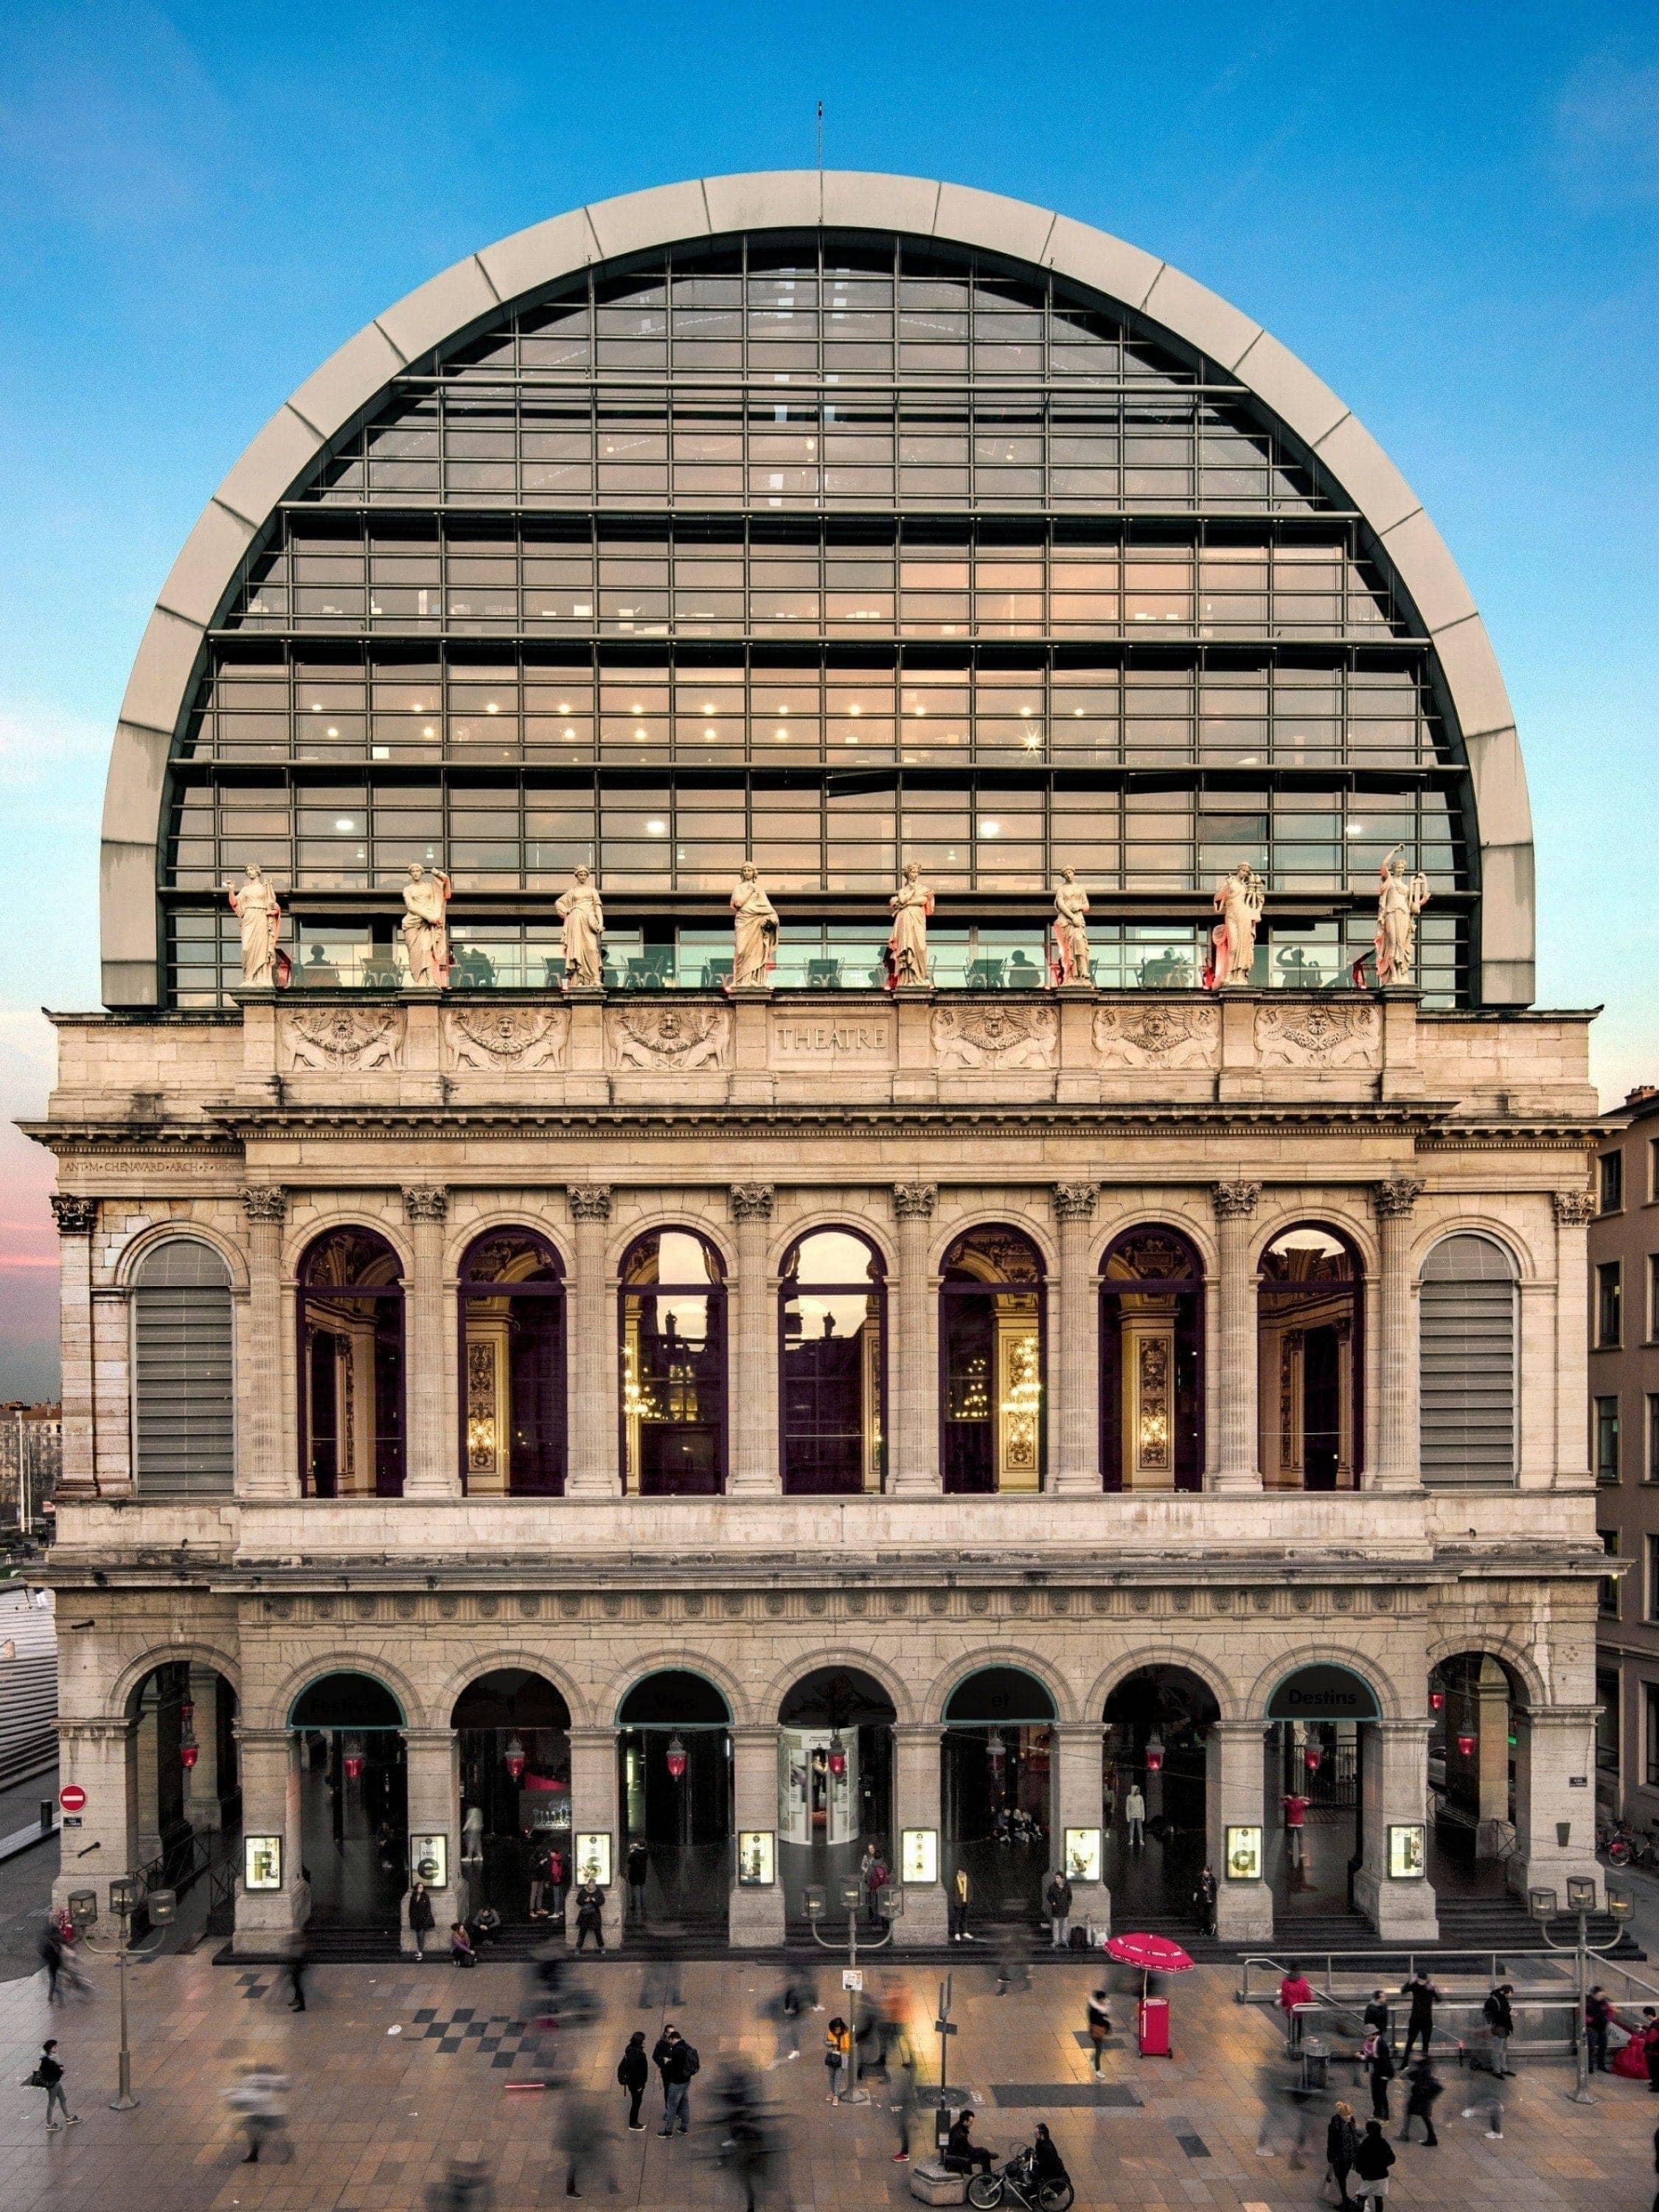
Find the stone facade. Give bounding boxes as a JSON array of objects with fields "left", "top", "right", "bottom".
[{"left": 29, "top": 987, "right": 1608, "bottom": 1950}]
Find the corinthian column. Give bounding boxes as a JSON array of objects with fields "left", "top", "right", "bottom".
[
  {"left": 238, "top": 1186, "right": 293, "bottom": 1498},
  {"left": 728, "top": 1186, "right": 779, "bottom": 1495},
  {"left": 1211, "top": 1181, "right": 1262, "bottom": 1492},
  {"left": 1370, "top": 1178, "right": 1425, "bottom": 1492},
  {"left": 889, "top": 1183, "right": 940, "bottom": 1495},
  {"left": 402, "top": 1186, "right": 457, "bottom": 1498},
  {"left": 565, "top": 1186, "right": 616, "bottom": 1496},
  {"left": 1050, "top": 1183, "right": 1099, "bottom": 1493},
  {"left": 50, "top": 1196, "right": 98, "bottom": 1502}
]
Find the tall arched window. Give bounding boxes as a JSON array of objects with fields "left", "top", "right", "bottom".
[
  {"left": 940, "top": 1225, "right": 1045, "bottom": 1494},
  {"left": 458, "top": 1230, "right": 566, "bottom": 1495},
  {"left": 132, "top": 1239, "right": 234, "bottom": 1495},
  {"left": 620, "top": 1229, "right": 726, "bottom": 1495},
  {"left": 1420, "top": 1233, "right": 1517, "bottom": 1486},
  {"left": 298, "top": 1228, "right": 405, "bottom": 1498},
  {"left": 1258, "top": 1225, "right": 1363, "bottom": 1490},
  {"left": 1099, "top": 1226, "right": 1203, "bottom": 1492},
  {"left": 779, "top": 1228, "right": 886, "bottom": 1495}
]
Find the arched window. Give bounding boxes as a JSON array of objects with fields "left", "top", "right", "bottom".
[
  {"left": 779, "top": 1229, "right": 886, "bottom": 1495},
  {"left": 1099, "top": 1227, "right": 1203, "bottom": 1492},
  {"left": 458, "top": 1231, "right": 566, "bottom": 1495},
  {"left": 1420, "top": 1233, "right": 1517, "bottom": 1486},
  {"left": 939, "top": 1225, "right": 1045, "bottom": 1494},
  {"left": 132, "top": 1239, "right": 234, "bottom": 1496},
  {"left": 620, "top": 1229, "right": 726, "bottom": 1495},
  {"left": 298, "top": 1228, "right": 405, "bottom": 1498},
  {"left": 1258, "top": 1225, "right": 1363, "bottom": 1490}
]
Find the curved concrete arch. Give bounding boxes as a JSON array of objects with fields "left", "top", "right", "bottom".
[
  {"left": 1411, "top": 1214, "right": 1533, "bottom": 1284},
  {"left": 101, "top": 171, "right": 1532, "bottom": 1009},
  {"left": 767, "top": 1207, "right": 895, "bottom": 1281},
  {"left": 431, "top": 1649, "right": 591, "bottom": 1732},
  {"left": 445, "top": 1211, "right": 571, "bottom": 1281},
  {"left": 1245, "top": 1645, "right": 1404, "bottom": 1725},
  {"left": 759, "top": 1646, "right": 916, "bottom": 1728},
  {"left": 608, "top": 1649, "right": 748, "bottom": 1728},
  {"left": 283, "top": 1210, "right": 415, "bottom": 1284},
  {"left": 116, "top": 1220, "right": 248, "bottom": 1294},
  {"left": 1424, "top": 1632, "right": 1548, "bottom": 1710},
  {"left": 925, "top": 1646, "right": 1077, "bottom": 1728},
  {"left": 1084, "top": 1644, "right": 1239, "bottom": 1726},
  {"left": 1089, "top": 1206, "right": 1218, "bottom": 1281},
  {"left": 111, "top": 1641, "right": 242, "bottom": 1720},
  {"left": 273, "top": 1651, "right": 425, "bottom": 1731},
  {"left": 607, "top": 1210, "right": 737, "bottom": 1284},
  {"left": 1249, "top": 1203, "right": 1381, "bottom": 1281},
  {"left": 927, "top": 1208, "right": 1058, "bottom": 1281}
]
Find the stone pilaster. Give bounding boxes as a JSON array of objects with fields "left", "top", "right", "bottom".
[
  {"left": 52, "top": 1715, "right": 136, "bottom": 1919},
  {"left": 890, "top": 1184, "right": 940, "bottom": 1496},
  {"left": 728, "top": 1723, "right": 786, "bottom": 1945},
  {"left": 1211, "top": 1181, "right": 1262, "bottom": 1492},
  {"left": 565, "top": 1186, "right": 616, "bottom": 1496},
  {"left": 1552, "top": 1187, "right": 1597, "bottom": 1489},
  {"left": 566, "top": 1725, "right": 621, "bottom": 1941},
  {"left": 1050, "top": 1722, "right": 1110, "bottom": 1934},
  {"left": 402, "top": 1188, "right": 456, "bottom": 1497},
  {"left": 1205, "top": 1719, "right": 1273, "bottom": 1941},
  {"left": 232, "top": 1727, "right": 310, "bottom": 1953},
  {"left": 891, "top": 1721, "right": 948, "bottom": 1945},
  {"left": 1050, "top": 1184, "right": 1099, "bottom": 1494},
  {"left": 1370, "top": 1178, "right": 1424, "bottom": 1491},
  {"left": 238, "top": 1186, "right": 293, "bottom": 1498},
  {"left": 1352, "top": 1719, "right": 1439, "bottom": 1940},
  {"left": 401, "top": 1727, "right": 466, "bottom": 1950},
  {"left": 1512, "top": 1704, "right": 1604, "bottom": 1906},
  {"left": 50, "top": 1195, "right": 97, "bottom": 1500},
  {"left": 728, "top": 1186, "right": 780, "bottom": 1495}
]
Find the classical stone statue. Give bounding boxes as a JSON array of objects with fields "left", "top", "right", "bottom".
[
  {"left": 886, "top": 861, "right": 934, "bottom": 989},
  {"left": 400, "top": 863, "right": 453, "bottom": 989},
  {"left": 555, "top": 864, "right": 606, "bottom": 990},
  {"left": 225, "top": 863, "right": 288, "bottom": 989},
  {"left": 1205, "top": 863, "right": 1265, "bottom": 990},
  {"left": 1050, "top": 866, "right": 1091, "bottom": 986},
  {"left": 1374, "top": 846, "right": 1430, "bottom": 986},
  {"left": 728, "top": 863, "right": 779, "bottom": 990}
]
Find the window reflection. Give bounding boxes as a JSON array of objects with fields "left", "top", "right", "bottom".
[
  {"left": 621, "top": 1231, "right": 727, "bottom": 1495},
  {"left": 459, "top": 1231, "right": 566, "bottom": 1495},
  {"left": 780, "top": 1231, "right": 886, "bottom": 1495},
  {"left": 940, "top": 1228, "right": 1045, "bottom": 1494},
  {"left": 299, "top": 1229, "right": 405, "bottom": 1498}
]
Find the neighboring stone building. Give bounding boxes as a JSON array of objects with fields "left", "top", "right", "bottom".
[
  {"left": 0, "top": 1402, "right": 61, "bottom": 1534},
  {"left": 1590, "top": 1086, "right": 1659, "bottom": 1823},
  {"left": 29, "top": 173, "right": 1606, "bottom": 1958}
]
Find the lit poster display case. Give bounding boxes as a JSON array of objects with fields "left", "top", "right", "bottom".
[
  {"left": 900, "top": 1828, "right": 939, "bottom": 1885},
  {"left": 737, "top": 1830, "right": 776, "bottom": 1885},
  {"left": 1225, "top": 1824, "right": 1264, "bottom": 1882}
]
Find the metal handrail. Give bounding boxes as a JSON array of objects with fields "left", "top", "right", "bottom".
[{"left": 1239, "top": 1950, "right": 1530, "bottom": 2001}]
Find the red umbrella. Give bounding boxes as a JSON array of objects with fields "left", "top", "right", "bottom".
[{"left": 1104, "top": 1932, "right": 1192, "bottom": 1973}]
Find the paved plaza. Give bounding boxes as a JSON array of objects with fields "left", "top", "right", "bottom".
[{"left": 1, "top": 1946, "right": 1656, "bottom": 2211}]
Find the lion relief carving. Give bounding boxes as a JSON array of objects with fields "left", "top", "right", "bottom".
[{"left": 931, "top": 1003, "right": 1057, "bottom": 1070}]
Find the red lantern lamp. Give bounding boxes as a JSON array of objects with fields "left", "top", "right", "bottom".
[
  {"left": 178, "top": 1700, "right": 195, "bottom": 1725},
  {"left": 1144, "top": 1732, "right": 1165, "bottom": 1775},
  {"left": 827, "top": 1733, "right": 847, "bottom": 1779},
  {"left": 180, "top": 1742, "right": 199, "bottom": 1770},
  {"left": 1304, "top": 1742, "right": 1324, "bottom": 1775},
  {"left": 665, "top": 1733, "right": 687, "bottom": 1781},
  {"left": 1430, "top": 1688, "right": 1446, "bottom": 1712},
  {"left": 504, "top": 1734, "right": 526, "bottom": 1784},
  {"left": 344, "top": 1751, "right": 364, "bottom": 1782},
  {"left": 1455, "top": 1731, "right": 1476, "bottom": 1759}
]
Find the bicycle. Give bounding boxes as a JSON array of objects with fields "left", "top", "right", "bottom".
[{"left": 966, "top": 2148, "right": 1075, "bottom": 2211}]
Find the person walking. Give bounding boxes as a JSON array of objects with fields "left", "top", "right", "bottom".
[
  {"left": 31, "top": 2039, "right": 77, "bottom": 2131},
  {"left": 1399, "top": 1971, "right": 1441, "bottom": 2063},
  {"left": 1587, "top": 1984, "right": 1613, "bottom": 2074},
  {"left": 38, "top": 1920, "right": 63, "bottom": 2003},
  {"left": 1362, "top": 2027, "right": 1395, "bottom": 2121},
  {"left": 1352, "top": 2118, "right": 1395, "bottom": 2211},
  {"left": 225, "top": 2066, "right": 288, "bottom": 2163},
  {"left": 1085, "top": 1987, "right": 1113, "bottom": 2073},
  {"left": 654, "top": 2025, "right": 698, "bottom": 2135},
  {"left": 888, "top": 2037, "right": 920, "bottom": 2163},
  {"left": 616, "top": 2031, "right": 649, "bottom": 2132},
  {"left": 824, "top": 2015, "right": 852, "bottom": 2101},
  {"left": 1284, "top": 1788, "right": 1310, "bottom": 1871},
  {"left": 1398, "top": 2057, "right": 1442, "bottom": 2146},
  {"left": 1278, "top": 1962, "right": 1315, "bottom": 2048},
  {"left": 1124, "top": 1782, "right": 1147, "bottom": 1848},
  {"left": 1045, "top": 1868, "right": 1074, "bottom": 1948},
  {"left": 626, "top": 1840, "right": 649, "bottom": 1927},
  {"left": 1363, "top": 1989, "right": 1393, "bottom": 2056},
  {"left": 574, "top": 1878, "right": 605, "bottom": 1954},
  {"left": 408, "top": 1879, "right": 435, "bottom": 1958},
  {"left": 286, "top": 1938, "right": 310, "bottom": 2013},
  {"left": 1482, "top": 1981, "right": 1514, "bottom": 2077},
  {"left": 947, "top": 1863, "right": 972, "bottom": 1942},
  {"left": 1326, "top": 2099, "right": 1360, "bottom": 2209}
]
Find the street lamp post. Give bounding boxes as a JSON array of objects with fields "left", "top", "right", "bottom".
[
  {"left": 68, "top": 1880, "right": 176, "bottom": 2110},
  {"left": 1527, "top": 1877, "right": 1633, "bottom": 2104},
  {"left": 804, "top": 1879, "right": 899, "bottom": 2104}
]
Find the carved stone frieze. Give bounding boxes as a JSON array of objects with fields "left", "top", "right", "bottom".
[
  {"left": 285, "top": 1004, "right": 404, "bottom": 1071},
  {"left": 446, "top": 1004, "right": 569, "bottom": 1071},
  {"left": 1253, "top": 1000, "right": 1380, "bottom": 1069},
  {"left": 931, "top": 1001, "right": 1057, "bottom": 1070},
  {"left": 1092, "top": 1001, "right": 1217, "bottom": 1068},
  {"left": 609, "top": 1001, "right": 731, "bottom": 1070}
]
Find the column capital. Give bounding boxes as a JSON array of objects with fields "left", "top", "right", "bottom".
[
  {"left": 1212, "top": 1180, "right": 1261, "bottom": 1220},
  {"left": 568, "top": 1183, "right": 613, "bottom": 1222},
  {"left": 892, "top": 1181, "right": 937, "bottom": 1220},
  {"left": 402, "top": 1186, "right": 448, "bottom": 1225},
  {"left": 1371, "top": 1177, "right": 1425, "bottom": 1220},
  {"left": 728, "top": 1184, "right": 775, "bottom": 1222},
  {"left": 240, "top": 1185, "right": 288, "bottom": 1224},
  {"left": 1551, "top": 1187, "right": 1597, "bottom": 1226},
  {"left": 1052, "top": 1182, "right": 1098, "bottom": 1223},
  {"left": 50, "top": 1194, "right": 98, "bottom": 1237}
]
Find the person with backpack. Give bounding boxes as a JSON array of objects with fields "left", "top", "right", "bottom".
[
  {"left": 1482, "top": 1981, "right": 1514, "bottom": 2076},
  {"left": 1045, "top": 1868, "right": 1074, "bottom": 1947},
  {"left": 1352, "top": 2118, "right": 1395, "bottom": 2209},
  {"left": 1085, "top": 1987, "right": 1113, "bottom": 2073},
  {"left": 653, "top": 2024, "right": 698, "bottom": 2134},
  {"left": 29, "top": 2039, "right": 77, "bottom": 2131},
  {"left": 1398, "top": 2057, "right": 1442, "bottom": 2146},
  {"left": 616, "top": 2029, "right": 649, "bottom": 2130}
]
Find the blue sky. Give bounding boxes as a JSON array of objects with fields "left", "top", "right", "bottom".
[{"left": 1, "top": 2, "right": 1655, "bottom": 1394}]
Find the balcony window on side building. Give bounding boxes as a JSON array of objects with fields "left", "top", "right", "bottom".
[
  {"left": 1601, "top": 1150, "right": 1625, "bottom": 1214},
  {"left": 1597, "top": 1397, "right": 1622, "bottom": 1484},
  {"left": 1601, "top": 1530, "right": 1621, "bottom": 1615},
  {"left": 1597, "top": 1262, "right": 1623, "bottom": 1349}
]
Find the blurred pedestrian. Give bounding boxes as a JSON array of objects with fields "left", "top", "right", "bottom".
[
  {"left": 38, "top": 1919, "right": 63, "bottom": 2003},
  {"left": 766, "top": 1973, "right": 811, "bottom": 2066},
  {"left": 423, "top": 2156, "right": 494, "bottom": 2211},
  {"left": 994, "top": 1938, "right": 1031, "bottom": 1995},
  {"left": 286, "top": 1937, "right": 310, "bottom": 2012},
  {"left": 712, "top": 2062, "right": 774, "bottom": 2212},
  {"left": 1045, "top": 1868, "right": 1074, "bottom": 1947},
  {"left": 617, "top": 2031, "right": 649, "bottom": 2131},
  {"left": 1459, "top": 2061, "right": 1506, "bottom": 2140},
  {"left": 559, "top": 2085, "right": 618, "bottom": 2199},
  {"left": 1398, "top": 2057, "right": 1441, "bottom": 2146},
  {"left": 1352, "top": 2118, "right": 1394, "bottom": 2211},
  {"left": 888, "top": 2036, "right": 920, "bottom": 2163},
  {"left": 225, "top": 2065, "right": 288, "bottom": 2163},
  {"left": 29, "top": 2038, "right": 77, "bottom": 2130},
  {"left": 1085, "top": 1987, "right": 1112, "bottom": 2073},
  {"left": 639, "top": 1951, "right": 684, "bottom": 2008}
]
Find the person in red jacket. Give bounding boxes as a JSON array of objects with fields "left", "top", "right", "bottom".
[
  {"left": 1279, "top": 1964, "right": 1316, "bottom": 2047},
  {"left": 1284, "top": 1790, "right": 1310, "bottom": 1871}
]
